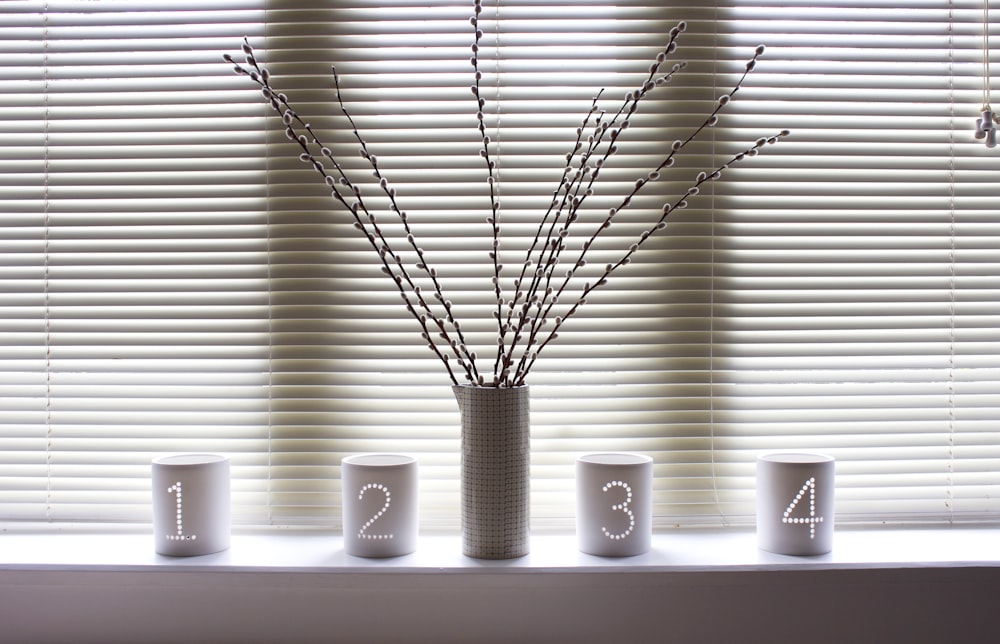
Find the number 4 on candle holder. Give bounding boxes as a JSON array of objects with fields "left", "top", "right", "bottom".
[{"left": 782, "top": 476, "right": 824, "bottom": 539}]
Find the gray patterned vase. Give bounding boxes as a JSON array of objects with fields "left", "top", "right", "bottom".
[{"left": 452, "top": 384, "right": 530, "bottom": 559}]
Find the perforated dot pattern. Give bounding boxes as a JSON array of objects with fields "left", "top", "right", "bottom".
[
  {"left": 600, "top": 480, "right": 635, "bottom": 540},
  {"left": 357, "top": 482, "right": 394, "bottom": 540},
  {"left": 454, "top": 385, "right": 530, "bottom": 559},
  {"left": 782, "top": 476, "right": 824, "bottom": 539},
  {"left": 166, "top": 481, "right": 197, "bottom": 542}
]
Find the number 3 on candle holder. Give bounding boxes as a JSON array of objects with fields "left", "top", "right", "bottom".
[{"left": 601, "top": 480, "right": 635, "bottom": 541}]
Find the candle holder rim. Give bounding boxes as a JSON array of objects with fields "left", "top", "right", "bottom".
[
  {"left": 757, "top": 451, "right": 834, "bottom": 464},
  {"left": 577, "top": 452, "right": 653, "bottom": 466},
  {"left": 342, "top": 453, "right": 417, "bottom": 468},
  {"left": 152, "top": 453, "right": 229, "bottom": 467}
]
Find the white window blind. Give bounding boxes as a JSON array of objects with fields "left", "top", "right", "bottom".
[
  {"left": 716, "top": 0, "right": 1000, "bottom": 524},
  {"left": 0, "top": 1, "right": 273, "bottom": 524},
  {"left": 2, "top": 0, "right": 1000, "bottom": 531}
]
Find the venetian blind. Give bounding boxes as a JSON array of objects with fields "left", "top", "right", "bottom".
[
  {"left": 712, "top": 0, "right": 1000, "bottom": 524},
  {"left": 0, "top": 1, "right": 272, "bottom": 524},
  {"left": 3, "top": 0, "right": 1000, "bottom": 531}
]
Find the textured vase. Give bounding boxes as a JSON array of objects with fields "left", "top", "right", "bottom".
[{"left": 452, "top": 384, "right": 530, "bottom": 559}]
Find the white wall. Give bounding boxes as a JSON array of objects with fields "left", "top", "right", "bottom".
[
  {"left": 5, "top": 529, "right": 1000, "bottom": 643},
  {"left": 3, "top": 566, "right": 999, "bottom": 643}
]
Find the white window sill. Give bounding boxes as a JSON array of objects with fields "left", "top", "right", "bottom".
[
  {"left": 3, "top": 526, "right": 1000, "bottom": 643},
  {"left": 1, "top": 524, "right": 999, "bottom": 572}
]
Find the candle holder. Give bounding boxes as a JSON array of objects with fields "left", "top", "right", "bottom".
[
  {"left": 576, "top": 453, "right": 653, "bottom": 557},
  {"left": 756, "top": 452, "right": 835, "bottom": 556},
  {"left": 151, "top": 454, "right": 230, "bottom": 557},
  {"left": 341, "top": 454, "right": 418, "bottom": 557}
]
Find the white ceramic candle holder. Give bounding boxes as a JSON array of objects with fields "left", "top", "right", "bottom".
[
  {"left": 576, "top": 453, "right": 653, "bottom": 557},
  {"left": 756, "top": 452, "right": 835, "bottom": 556},
  {"left": 151, "top": 454, "right": 230, "bottom": 557},
  {"left": 341, "top": 454, "right": 418, "bottom": 558}
]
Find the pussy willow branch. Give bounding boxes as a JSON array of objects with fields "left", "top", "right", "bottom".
[
  {"left": 509, "top": 45, "right": 782, "bottom": 384},
  {"left": 226, "top": 43, "right": 470, "bottom": 385},
  {"left": 488, "top": 92, "right": 607, "bottom": 385},
  {"left": 479, "top": 22, "right": 689, "bottom": 386},
  {"left": 501, "top": 32, "right": 692, "bottom": 385},
  {"left": 226, "top": 8, "right": 787, "bottom": 387},
  {"left": 512, "top": 129, "right": 789, "bottom": 385},
  {"left": 469, "top": 0, "right": 505, "bottom": 384},
  {"left": 329, "top": 71, "right": 482, "bottom": 384}
]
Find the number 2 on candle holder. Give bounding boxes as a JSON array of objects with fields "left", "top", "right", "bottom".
[
  {"left": 357, "top": 482, "right": 394, "bottom": 541},
  {"left": 782, "top": 476, "right": 823, "bottom": 539}
]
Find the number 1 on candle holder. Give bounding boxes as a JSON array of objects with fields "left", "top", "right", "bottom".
[{"left": 166, "top": 481, "right": 196, "bottom": 542}]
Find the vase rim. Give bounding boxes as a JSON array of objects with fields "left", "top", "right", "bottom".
[{"left": 451, "top": 383, "right": 529, "bottom": 389}]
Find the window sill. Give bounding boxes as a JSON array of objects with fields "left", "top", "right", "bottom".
[
  {"left": 2, "top": 524, "right": 999, "bottom": 572},
  {"left": 3, "top": 526, "right": 1000, "bottom": 643}
]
